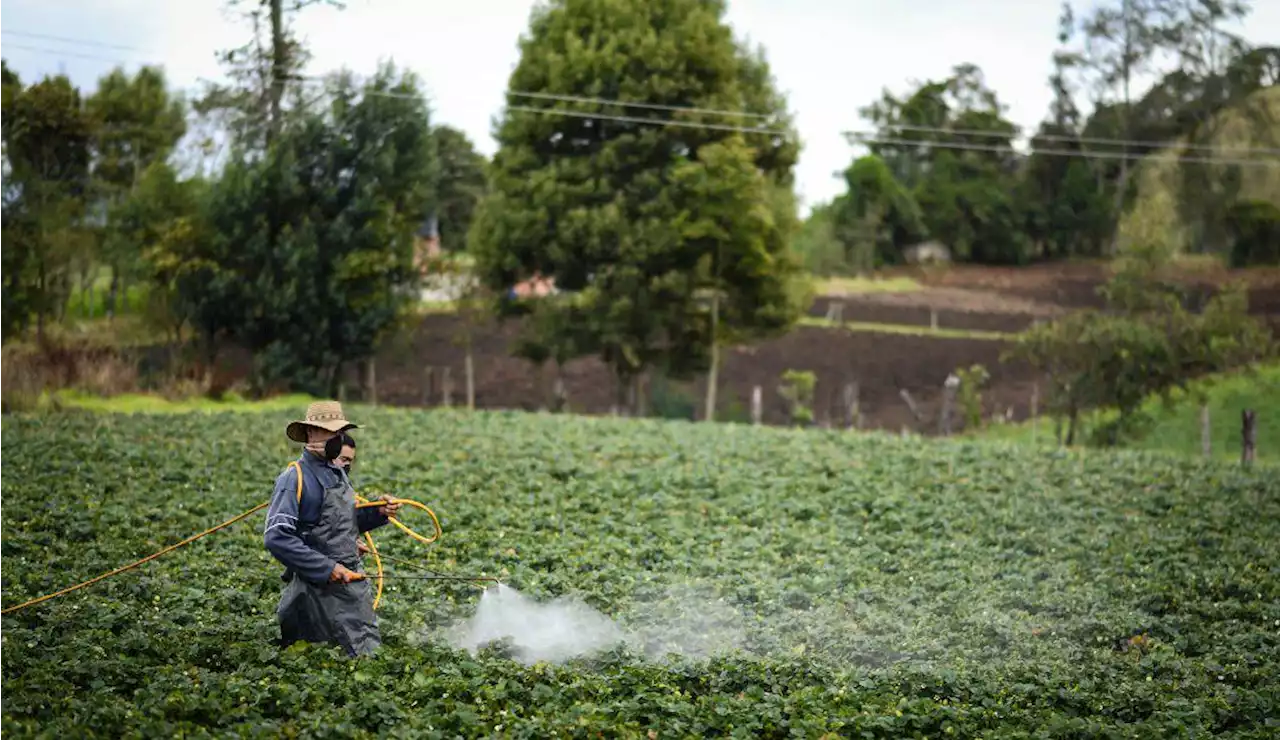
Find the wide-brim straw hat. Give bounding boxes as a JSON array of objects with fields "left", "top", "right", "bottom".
[{"left": 286, "top": 400, "right": 359, "bottom": 443}]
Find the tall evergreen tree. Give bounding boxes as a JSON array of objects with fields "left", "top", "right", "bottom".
[{"left": 469, "top": 0, "right": 802, "bottom": 411}]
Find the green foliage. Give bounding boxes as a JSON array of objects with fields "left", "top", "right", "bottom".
[
  {"left": 157, "top": 65, "right": 436, "bottom": 394},
  {"left": 672, "top": 138, "right": 804, "bottom": 358},
  {"left": 1226, "top": 199, "right": 1280, "bottom": 267},
  {"left": 829, "top": 155, "right": 926, "bottom": 270},
  {"left": 855, "top": 64, "right": 1030, "bottom": 265},
  {"left": 976, "top": 363, "right": 1280, "bottom": 462},
  {"left": 1021, "top": 142, "right": 1115, "bottom": 259},
  {"left": 470, "top": 0, "right": 800, "bottom": 403},
  {"left": 790, "top": 201, "right": 847, "bottom": 276},
  {"left": 777, "top": 369, "right": 816, "bottom": 426},
  {"left": 85, "top": 65, "right": 188, "bottom": 312},
  {"left": 827, "top": 4, "right": 1275, "bottom": 266},
  {"left": 646, "top": 374, "right": 697, "bottom": 421},
  {"left": 109, "top": 163, "right": 206, "bottom": 336},
  {"left": 1008, "top": 261, "right": 1275, "bottom": 446},
  {"left": 955, "top": 363, "right": 990, "bottom": 430},
  {"left": 1, "top": 66, "right": 97, "bottom": 340},
  {"left": 432, "top": 125, "right": 488, "bottom": 252},
  {"left": 2, "top": 409, "right": 1279, "bottom": 736},
  {"left": 85, "top": 66, "right": 187, "bottom": 193}
]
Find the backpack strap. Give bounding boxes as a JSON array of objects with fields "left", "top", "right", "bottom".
[{"left": 290, "top": 461, "right": 304, "bottom": 504}]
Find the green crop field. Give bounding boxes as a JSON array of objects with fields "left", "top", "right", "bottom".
[{"left": 2, "top": 408, "right": 1278, "bottom": 737}]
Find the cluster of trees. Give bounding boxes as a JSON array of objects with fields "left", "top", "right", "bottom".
[
  {"left": 798, "top": 0, "right": 1280, "bottom": 272},
  {"left": 1009, "top": 244, "right": 1275, "bottom": 447},
  {"left": 2, "top": 0, "right": 1274, "bottom": 420},
  {"left": 2, "top": 0, "right": 489, "bottom": 394},
  {"left": 2, "top": 0, "right": 807, "bottom": 412}
]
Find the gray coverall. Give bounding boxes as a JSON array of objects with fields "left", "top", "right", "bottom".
[{"left": 263, "top": 451, "right": 389, "bottom": 657}]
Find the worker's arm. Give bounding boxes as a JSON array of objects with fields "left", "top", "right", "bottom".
[
  {"left": 263, "top": 467, "right": 336, "bottom": 584},
  {"left": 356, "top": 504, "right": 391, "bottom": 534}
]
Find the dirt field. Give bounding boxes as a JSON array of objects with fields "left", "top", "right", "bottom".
[
  {"left": 368, "top": 314, "right": 1036, "bottom": 431},
  {"left": 813, "top": 263, "right": 1280, "bottom": 334},
  {"left": 351, "top": 262, "right": 1277, "bottom": 434}
]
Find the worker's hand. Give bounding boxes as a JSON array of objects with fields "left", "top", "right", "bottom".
[
  {"left": 376, "top": 494, "right": 402, "bottom": 519},
  {"left": 329, "top": 563, "right": 361, "bottom": 583},
  {"left": 357, "top": 539, "right": 370, "bottom": 555}
]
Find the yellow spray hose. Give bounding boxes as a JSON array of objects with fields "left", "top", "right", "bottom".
[
  {"left": 0, "top": 464, "right": 444, "bottom": 617},
  {"left": 354, "top": 494, "right": 442, "bottom": 610}
]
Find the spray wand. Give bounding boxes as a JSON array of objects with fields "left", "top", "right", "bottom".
[{"left": 356, "top": 551, "right": 501, "bottom": 588}]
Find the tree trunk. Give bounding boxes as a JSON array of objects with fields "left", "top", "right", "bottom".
[
  {"left": 632, "top": 372, "right": 647, "bottom": 418},
  {"left": 1200, "top": 404, "right": 1211, "bottom": 458},
  {"left": 551, "top": 365, "right": 568, "bottom": 413},
  {"left": 268, "top": 0, "right": 286, "bottom": 144},
  {"left": 1108, "top": 162, "right": 1132, "bottom": 256},
  {"left": 615, "top": 372, "right": 630, "bottom": 418},
  {"left": 35, "top": 241, "right": 47, "bottom": 343},
  {"left": 107, "top": 264, "right": 120, "bottom": 320},
  {"left": 1242, "top": 409, "right": 1256, "bottom": 466},
  {"left": 464, "top": 343, "right": 475, "bottom": 411},
  {"left": 704, "top": 292, "right": 720, "bottom": 422}
]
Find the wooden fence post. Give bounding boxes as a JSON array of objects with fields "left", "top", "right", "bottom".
[
  {"left": 939, "top": 373, "right": 960, "bottom": 436},
  {"left": 552, "top": 376, "right": 567, "bottom": 413},
  {"left": 366, "top": 357, "right": 378, "bottom": 407},
  {"left": 930, "top": 308, "right": 938, "bottom": 331},
  {"left": 1242, "top": 409, "right": 1256, "bottom": 466},
  {"left": 842, "top": 381, "right": 860, "bottom": 430},
  {"left": 750, "top": 385, "right": 763, "bottom": 425},
  {"left": 441, "top": 367, "right": 453, "bottom": 408},
  {"left": 1200, "top": 404, "right": 1211, "bottom": 458},
  {"left": 422, "top": 366, "right": 435, "bottom": 406},
  {"left": 1030, "top": 382, "right": 1039, "bottom": 446},
  {"left": 464, "top": 354, "right": 475, "bottom": 410},
  {"left": 899, "top": 389, "right": 923, "bottom": 425}
]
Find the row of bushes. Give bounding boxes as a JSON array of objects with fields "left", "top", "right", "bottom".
[{"left": 0, "top": 338, "right": 235, "bottom": 414}]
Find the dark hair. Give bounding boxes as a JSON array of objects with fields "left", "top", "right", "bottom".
[{"left": 339, "top": 431, "right": 356, "bottom": 448}]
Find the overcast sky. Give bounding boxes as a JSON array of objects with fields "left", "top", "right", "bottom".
[{"left": 2, "top": 0, "right": 1275, "bottom": 213}]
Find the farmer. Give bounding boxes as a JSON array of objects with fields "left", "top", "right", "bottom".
[{"left": 263, "top": 401, "right": 401, "bottom": 657}]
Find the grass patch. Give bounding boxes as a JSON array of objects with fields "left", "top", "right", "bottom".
[
  {"left": 799, "top": 315, "right": 1011, "bottom": 341},
  {"left": 976, "top": 363, "right": 1280, "bottom": 462},
  {"left": 59, "top": 316, "right": 169, "bottom": 347},
  {"left": 60, "top": 265, "right": 150, "bottom": 321},
  {"left": 811, "top": 274, "right": 921, "bottom": 295},
  {"left": 416, "top": 300, "right": 460, "bottom": 315},
  {"left": 46, "top": 390, "right": 318, "bottom": 415}
]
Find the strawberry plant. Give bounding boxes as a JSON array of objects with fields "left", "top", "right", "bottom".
[{"left": 2, "top": 408, "right": 1278, "bottom": 737}]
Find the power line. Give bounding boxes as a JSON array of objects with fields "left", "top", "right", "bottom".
[
  {"left": 216, "top": 77, "right": 793, "bottom": 137},
  {"left": 846, "top": 133, "right": 1278, "bottom": 168},
  {"left": 505, "top": 104, "right": 791, "bottom": 137},
  {"left": 843, "top": 123, "right": 1280, "bottom": 157},
  {"left": 505, "top": 90, "right": 776, "bottom": 121},
  {"left": 1, "top": 29, "right": 144, "bottom": 53},
  {"left": 0, "top": 42, "right": 153, "bottom": 66},
  {"left": 6, "top": 28, "right": 1273, "bottom": 157}
]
